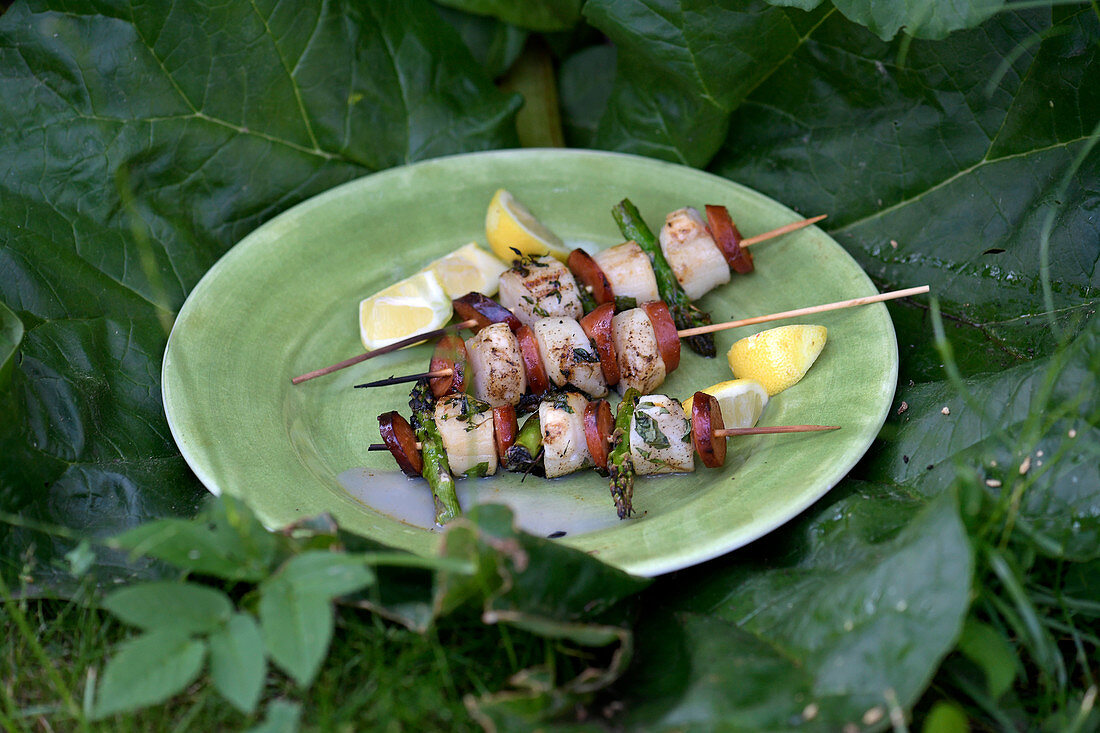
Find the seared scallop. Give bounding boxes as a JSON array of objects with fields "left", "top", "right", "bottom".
[
  {"left": 433, "top": 394, "right": 498, "bottom": 477},
  {"left": 611, "top": 308, "right": 666, "bottom": 395},
  {"left": 539, "top": 391, "right": 591, "bottom": 478},
  {"left": 629, "top": 395, "right": 694, "bottom": 475},
  {"left": 498, "top": 256, "right": 583, "bottom": 326},
  {"left": 659, "top": 207, "right": 730, "bottom": 300},
  {"left": 465, "top": 322, "right": 526, "bottom": 407}
]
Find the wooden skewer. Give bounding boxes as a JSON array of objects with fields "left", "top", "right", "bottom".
[
  {"left": 355, "top": 369, "right": 452, "bottom": 389},
  {"left": 714, "top": 424, "right": 839, "bottom": 436},
  {"left": 291, "top": 319, "right": 478, "bottom": 385},
  {"left": 354, "top": 286, "right": 930, "bottom": 390},
  {"left": 676, "top": 285, "right": 930, "bottom": 339},
  {"left": 740, "top": 214, "right": 827, "bottom": 248},
  {"left": 368, "top": 423, "right": 839, "bottom": 453}
]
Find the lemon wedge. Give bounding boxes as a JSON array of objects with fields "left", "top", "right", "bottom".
[
  {"left": 485, "top": 188, "right": 570, "bottom": 263},
  {"left": 421, "top": 242, "right": 508, "bottom": 298},
  {"left": 683, "top": 379, "right": 769, "bottom": 429},
  {"left": 358, "top": 270, "right": 452, "bottom": 350},
  {"left": 726, "top": 325, "right": 827, "bottom": 396}
]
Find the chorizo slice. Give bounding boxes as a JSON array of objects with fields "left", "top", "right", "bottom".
[
  {"left": 567, "top": 248, "right": 615, "bottom": 306},
  {"left": 378, "top": 411, "right": 422, "bottom": 477},
  {"left": 640, "top": 300, "right": 680, "bottom": 374},
  {"left": 691, "top": 392, "right": 727, "bottom": 469},
  {"left": 452, "top": 292, "right": 521, "bottom": 332},
  {"left": 583, "top": 399, "right": 614, "bottom": 471},
  {"left": 515, "top": 324, "right": 549, "bottom": 395},
  {"left": 493, "top": 404, "right": 518, "bottom": 459},
  {"left": 579, "top": 303, "right": 620, "bottom": 386},
  {"left": 705, "top": 204, "right": 754, "bottom": 274},
  {"left": 429, "top": 334, "right": 467, "bottom": 398}
]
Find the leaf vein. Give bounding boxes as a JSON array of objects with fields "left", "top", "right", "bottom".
[{"left": 246, "top": 0, "right": 320, "bottom": 151}]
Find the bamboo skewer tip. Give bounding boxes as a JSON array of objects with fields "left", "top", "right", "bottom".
[{"left": 740, "top": 214, "right": 828, "bottom": 248}]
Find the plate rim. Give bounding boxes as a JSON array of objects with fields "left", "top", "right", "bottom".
[{"left": 162, "top": 147, "right": 899, "bottom": 576}]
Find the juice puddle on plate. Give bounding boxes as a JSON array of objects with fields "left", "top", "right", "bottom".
[{"left": 338, "top": 468, "right": 622, "bottom": 538}]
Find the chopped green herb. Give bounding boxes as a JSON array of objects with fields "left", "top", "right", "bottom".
[
  {"left": 634, "top": 410, "right": 670, "bottom": 449},
  {"left": 464, "top": 461, "right": 491, "bottom": 479},
  {"left": 572, "top": 347, "right": 601, "bottom": 364},
  {"left": 614, "top": 295, "right": 637, "bottom": 311},
  {"left": 548, "top": 391, "right": 576, "bottom": 414}
]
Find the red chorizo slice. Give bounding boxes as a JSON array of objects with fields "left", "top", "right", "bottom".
[
  {"left": 567, "top": 248, "right": 615, "bottom": 306},
  {"left": 691, "top": 392, "right": 726, "bottom": 469},
  {"left": 583, "top": 399, "right": 614, "bottom": 471},
  {"left": 378, "top": 411, "right": 423, "bottom": 477},
  {"left": 515, "top": 324, "right": 549, "bottom": 395},
  {"left": 429, "top": 334, "right": 467, "bottom": 398},
  {"left": 640, "top": 300, "right": 680, "bottom": 374},
  {"left": 493, "top": 404, "right": 518, "bottom": 459},
  {"left": 579, "top": 303, "right": 620, "bottom": 386},
  {"left": 452, "top": 292, "right": 522, "bottom": 332},
  {"left": 705, "top": 204, "right": 754, "bottom": 274}
]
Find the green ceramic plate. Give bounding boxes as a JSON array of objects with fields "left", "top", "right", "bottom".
[{"left": 163, "top": 149, "right": 897, "bottom": 577}]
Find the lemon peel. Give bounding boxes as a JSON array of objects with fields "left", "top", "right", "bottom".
[
  {"left": 485, "top": 188, "right": 570, "bottom": 263},
  {"left": 726, "top": 325, "right": 827, "bottom": 396},
  {"left": 683, "top": 379, "right": 769, "bottom": 429}
]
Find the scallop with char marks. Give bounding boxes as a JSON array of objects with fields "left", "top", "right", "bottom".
[
  {"left": 611, "top": 308, "right": 666, "bottom": 395},
  {"left": 498, "top": 255, "right": 583, "bottom": 326},
  {"left": 531, "top": 317, "right": 609, "bottom": 398},
  {"left": 539, "top": 391, "right": 592, "bottom": 478},
  {"left": 465, "top": 322, "right": 527, "bottom": 407}
]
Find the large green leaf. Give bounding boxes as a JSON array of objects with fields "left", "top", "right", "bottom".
[
  {"left": 711, "top": 7, "right": 1099, "bottom": 378},
  {"left": 434, "top": 0, "right": 583, "bottom": 32},
  {"left": 208, "top": 613, "right": 267, "bottom": 714},
  {"left": 576, "top": 7, "right": 1098, "bottom": 367},
  {"left": 766, "top": 0, "right": 1006, "bottom": 40},
  {"left": 861, "top": 319, "right": 1100, "bottom": 560},
  {"left": 614, "top": 486, "right": 972, "bottom": 729},
  {"left": 0, "top": 299, "right": 22, "bottom": 391},
  {"left": 436, "top": 4, "right": 528, "bottom": 78},
  {"left": 578, "top": 0, "right": 830, "bottom": 166},
  {"left": 0, "top": 0, "right": 519, "bottom": 590}
]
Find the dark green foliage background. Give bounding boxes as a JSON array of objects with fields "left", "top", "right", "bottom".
[{"left": 1, "top": 0, "right": 1097, "bottom": 729}]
